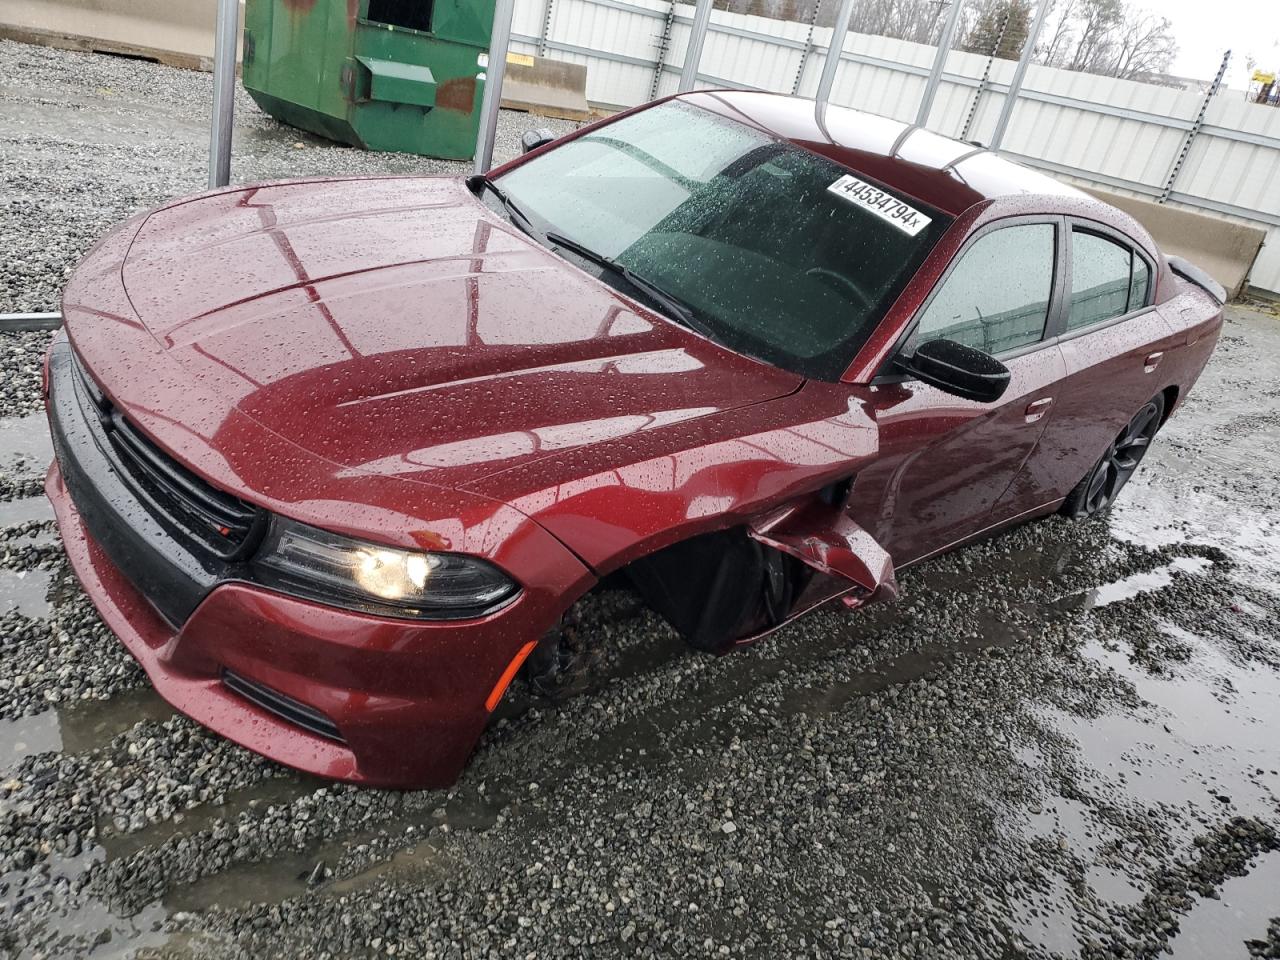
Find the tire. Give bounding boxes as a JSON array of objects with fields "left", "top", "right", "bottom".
[
  {"left": 521, "top": 610, "right": 591, "bottom": 703},
  {"left": 1062, "top": 392, "right": 1165, "bottom": 520}
]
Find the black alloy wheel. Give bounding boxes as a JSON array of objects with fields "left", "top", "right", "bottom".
[{"left": 1064, "top": 393, "right": 1165, "bottom": 519}]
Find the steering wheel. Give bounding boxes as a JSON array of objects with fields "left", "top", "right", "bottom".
[{"left": 804, "top": 267, "right": 872, "bottom": 309}]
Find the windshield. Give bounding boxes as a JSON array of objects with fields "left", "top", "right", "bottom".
[{"left": 494, "top": 99, "right": 952, "bottom": 380}]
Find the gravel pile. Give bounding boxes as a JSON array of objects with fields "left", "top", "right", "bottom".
[{"left": 3, "top": 40, "right": 1280, "bottom": 960}]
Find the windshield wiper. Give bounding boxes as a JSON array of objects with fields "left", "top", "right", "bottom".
[
  {"left": 471, "top": 178, "right": 712, "bottom": 338},
  {"left": 468, "top": 174, "right": 544, "bottom": 243},
  {"left": 544, "top": 230, "right": 713, "bottom": 337}
]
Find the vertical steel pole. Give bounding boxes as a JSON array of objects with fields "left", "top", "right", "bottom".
[
  {"left": 815, "top": 0, "right": 859, "bottom": 106},
  {"left": 474, "top": 0, "right": 517, "bottom": 175},
  {"left": 916, "top": 0, "right": 964, "bottom": 127},
  {"left": 207, "top": 0, "right": 239, "bottom": 189},
  {"left": 988, "top": 0, "right": 1050, "bottom": 151},
  {"left": 678, "top": 0, "right": 715, "bottom": 93}
]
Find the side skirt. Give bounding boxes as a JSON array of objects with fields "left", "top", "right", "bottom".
[{"left": 896, "top": 498, "right": 1066, "bottom": 572}]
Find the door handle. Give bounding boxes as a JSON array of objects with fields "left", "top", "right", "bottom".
[
  {"left": 1024, "top": 398, "right": 1053, "bottom": 423},
  {"left": 1144, "top": 351, "right": 1164, "bottom": 373}
]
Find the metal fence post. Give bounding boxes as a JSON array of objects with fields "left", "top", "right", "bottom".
[
  {"left": 537, "top": 0, "right": 555, "bottom": 57},
  {"left": 207, "top": 0, "right": 239, "bottom": 188},
  {"left": 1160, "top": 50, "right": 1231, "bottom": 203},
  {"left": 988, "top": 0, "right": 1051, "bottom": 151},
  {"left": 959, "top": 5, "right": 1010, "bottom": 142},
  {"left": 475, "top": 0, "right": 517, "bottom": 174},
  {"left": 790, "top": 0, "right": 825, "bottom": 96},
  {"left": 815, "top": 0, "right": 859, "bottom": 105},
  {"left": 916, "top": 0, "right": 964, "bottom": 127},
  {"left": 650, "top": 0, "right": 678, "bottom": 101},
  {"left": 678, "top": 0, "right": 715, "bottom": 92}
]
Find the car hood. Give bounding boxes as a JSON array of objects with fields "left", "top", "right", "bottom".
[{"left": 109, "top": 176, "right": 802, "bottom": 490}]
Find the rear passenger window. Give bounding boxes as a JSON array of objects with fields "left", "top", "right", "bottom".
[
  {"left": 1069, "top": 230, "right": 1146, "bottom": 331},
  {"left": 915, "top": 223, "right": 1055, "bottom": 355}
]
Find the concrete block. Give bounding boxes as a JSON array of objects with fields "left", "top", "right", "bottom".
[
  {"left": 500, "top": 52, "right": 593, "bottom": 121},
  {"left": 0, "top": 0, "right": 244, "bottom": 70}
]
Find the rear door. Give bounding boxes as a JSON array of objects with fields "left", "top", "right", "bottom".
[
  {"left": 1019, "top": 221, "right": 1180, "bottom": 508},
  {"left": 848, "top": 217, "right": 1068, "bottom": 565}
]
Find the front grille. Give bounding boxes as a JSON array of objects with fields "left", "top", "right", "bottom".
[
  {"left": 222, "top": 670, "right": 345, "bottom": 742},
  {"left": 70, "top": 352, "right": 261, "bottom": 560}
]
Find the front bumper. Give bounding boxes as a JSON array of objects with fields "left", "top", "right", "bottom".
[
  {"left": 47, "top": 460, "right": 544, "bottom": 786},
  {"left": 43, "top": 339, "right": 590, "bottom": 788}
]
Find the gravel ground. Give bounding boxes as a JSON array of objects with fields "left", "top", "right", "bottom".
[{"left": 3, "top": 40, "right": 1280, "bottom": 960}]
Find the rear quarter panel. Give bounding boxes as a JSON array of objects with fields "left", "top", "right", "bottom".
[{"left": 1155, "top": 281, "right": 1226, "bottom": 419}]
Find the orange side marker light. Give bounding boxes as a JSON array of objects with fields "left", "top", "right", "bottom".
[{"left": 485, "top": 640, "right": 538, "bottom": 712}]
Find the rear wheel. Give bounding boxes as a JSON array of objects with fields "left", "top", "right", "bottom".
[{"left": 1063, "top": 393, "right": 1165, "bottom": 519}]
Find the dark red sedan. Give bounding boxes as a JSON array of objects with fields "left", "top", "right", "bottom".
[{"left": 44, "top": 92, "right": 1224, "bottom": 787}]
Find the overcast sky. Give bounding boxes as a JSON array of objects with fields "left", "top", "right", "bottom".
[{"left": 1159, "top": 0, "right": 1280, "bottom": 84}]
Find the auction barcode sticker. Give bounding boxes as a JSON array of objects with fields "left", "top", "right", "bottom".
[{"left": 827, "top": 175, "right": 932, "bottom": 237}]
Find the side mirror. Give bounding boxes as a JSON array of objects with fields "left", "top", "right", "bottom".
[
  {"left": 895, "top": 338, "right": 1011, "bottom": 403},
  {"left": 521, "top": 128, "right": 558, "bottom": 154}
]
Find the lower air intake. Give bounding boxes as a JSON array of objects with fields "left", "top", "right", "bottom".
[{"left": 222, "top": 670, "right": 344, "bottom": 743}]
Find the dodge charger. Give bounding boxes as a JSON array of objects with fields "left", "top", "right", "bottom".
[{"left": 44, "top": 91, "right": 1225, "bottom": 787}]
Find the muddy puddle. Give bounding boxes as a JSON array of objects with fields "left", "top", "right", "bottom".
[
  {"left": 0, "top": 566, "right": 54, "bottom": 618},
  {"left": 1, "top": 684, "right": 174, "bottom": 779},
  {"left": 0, "top": 496, "right": 54, "bottom": 527},
  {"left": 1168, "top": 852, "right": 1280, "bottom": 958},
  {"left": 0, "top": 850, "right": 169, "bottom": 960},
  {"left": 1063, "top": 635, "right": 1280, "bottom": 816},
  {"left": 0, "top": 411, "right": 53, "bottom": 471},
  {"left": 159, "top": 784, "right": 499, "bottom": 916}
]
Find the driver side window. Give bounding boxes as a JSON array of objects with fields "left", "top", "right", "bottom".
[{"left": 915, "top": 223, "right": 1056, "bottom": 355}]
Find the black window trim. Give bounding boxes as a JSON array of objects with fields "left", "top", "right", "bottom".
[
  {"left": 874, "top": 213, "right": 1068, "bottom": 383},
  {"left": 1053, "top": 217, "right": 1158, "bottom": 344}
]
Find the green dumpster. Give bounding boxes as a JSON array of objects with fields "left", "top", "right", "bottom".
[{"left": 242, "top": 0, "right": 495, "bottom": 160}]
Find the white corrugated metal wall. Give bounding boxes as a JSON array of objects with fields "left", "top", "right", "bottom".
[{"left": 509, "top": 0, "right": 1280, "bottom": 293}]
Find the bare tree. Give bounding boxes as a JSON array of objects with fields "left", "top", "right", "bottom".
[
  {"left": 712, "top": 0, "right": 1178, "bottom": 80},
  {"left": 1039, "top": 0, "right": 1082, "bottom": 66},
  {"left": 1107, "top": 10, "right": 1178, "bottom": 79},
  {"left": 1067, "top": 0, "right": 1120, "bottom": 71},
  {"left": 961, "top": 0, "right": 1031, "bottom": 60},
  {"left": 1037, "top": 0, "right": 1178, "bottom": 79}
]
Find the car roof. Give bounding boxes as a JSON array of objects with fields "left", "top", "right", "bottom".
[{"left": 680, "top": 90, "right": 1088, "bottom": 218}]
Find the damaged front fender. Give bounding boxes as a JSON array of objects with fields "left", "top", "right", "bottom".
[
  {"left": 623, "top": 503, "right": 898, "bottom": 654},
  {"left": 748, "top": 502, "right": 898, "bottom": 609}
]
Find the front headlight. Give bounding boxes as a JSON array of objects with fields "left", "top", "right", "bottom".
[{"left": 251, "top": 518, "right": 520, "bottom": 620}]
